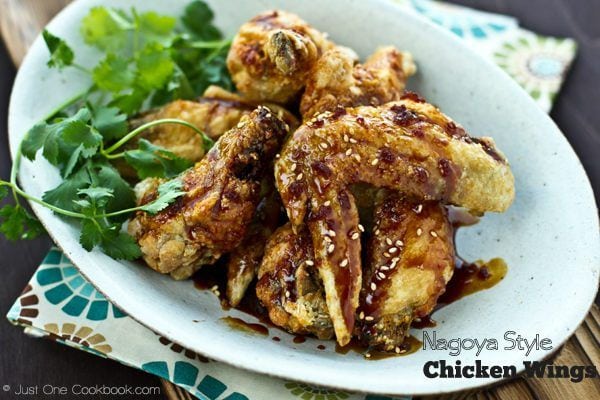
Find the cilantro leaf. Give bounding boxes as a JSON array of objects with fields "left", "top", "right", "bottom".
[
  {"left": 0, "top": 205, "right": 45, "bottom": 241},
  {"left": 94, "top": 163, "right": 135, "bottom": 215},
  {"left": 92, "top": 106, "right": 128, "bottom": 140},
  {"left": 100, "top": 230, "right": 141, "bottom": 260},
  {"left": 42, "top": 167, "right": 91, "bottom": 212},
  {"left": 182, "top": 1, "right": 221, "bottom": 40},
  {"left": 109, "top": 89, "right": 147, "bottom": 116},
  {"left": 42, "top": 30, "right": 74, "bottom": 69},
  {"left": 137, "top": 11, "right": 176, "bottom": 40},
  {"left": 79, "top": 218, "right": 141, "bottom": 260},
  {"left": 21, "top": 123, "right": 50, "bottom": 160},
  {"left": 0, "top": 186, "right": 8, "bottom": 200},
  {"left": 81, "top": 7, "right": 133, "bottom": 52},
  {"left": 93, "top": 54, "right": 135, "bottom": 93},
  {"left": 124, "top": 139, "right": 192, "bottom": 179},
  {"left": 136, "top": 43, "right": 175, "bottom": 91},
  {"left": 140, "top": 179, "right": 185, "bottom": 214}
]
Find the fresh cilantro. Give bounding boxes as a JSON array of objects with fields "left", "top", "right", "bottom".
[
  {"left": 139, "top": 179, "right": 186, "bottom": 214},
  {"left": 0, "top": 205, "right": 45, "bottom": 240},
  {"left": 42, "top": 30, "right": 74, "bottom": 69},
  {"left": 92, "top": 106, "right": 128, "bottom": 140},
  {"left": 124, "top": 139, "right": 193, "bottom": 179},
  {"left": 3, "top": 1, "right": 227, "bottom": 261}
]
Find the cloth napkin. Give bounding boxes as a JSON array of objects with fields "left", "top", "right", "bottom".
[{"left": 6, "top": 1, "right": 576, "bottom": 399}]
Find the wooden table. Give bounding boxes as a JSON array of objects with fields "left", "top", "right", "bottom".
[{"left": 0, "top": 1, "right": 598, "bottom": 399}]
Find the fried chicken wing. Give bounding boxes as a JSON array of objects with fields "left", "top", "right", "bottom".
[
  {"left": 128, "top": 106, "right": 288, "bottom": 280},
  {"left": 358, "top": 190, "right": 454, "bottom": 351},
  {"left": 227, "top": 10, "right": 335, "bottom": 103},
  {"left": 226, "top": 179, "right": 281, "bottom": 306},
  {"left": 275, "top": 98, "right": 514, "bottom": 344},
  {"left": 256, "top": 223, "right": 333, "bottom": 339},
  {"left": 300, "top": 47, "right": 416, "bottom": 119}
]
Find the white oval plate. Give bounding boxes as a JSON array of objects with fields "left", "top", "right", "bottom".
[{"left": 9, "top": 0, "right": 600, "bottom": 396}]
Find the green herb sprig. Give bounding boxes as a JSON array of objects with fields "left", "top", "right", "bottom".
[{"left": 0, "top": 1, "right": 230, "bottom": 259}]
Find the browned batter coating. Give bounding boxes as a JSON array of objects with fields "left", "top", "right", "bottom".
[
  {"left": 128, "top": 106, "right": 288, "bottom": 280},
  {"left": 227, "top": 10, "right": 335, "bottom": 103},
  {"left": 275, "top": 98, "right": 514, "bottom": 345},
  {"left": 300, "top": 46, "right": 416, "bottom": 119},
  {"left": 256, "top": 223, "right": 333, "bottom": 339},
  {"left": 226, "top": 179, "right": 281, "bottom": 307},
  {"left": 358, "top": 190, "right": 455, "bottom": 352}
]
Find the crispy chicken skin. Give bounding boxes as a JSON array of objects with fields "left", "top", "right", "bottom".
[
  {"left": 256, "top": 223, "right": 334, "bottom": 339},
  {"left": 226, "top": 180, "right": 281, "bottom": 307},
  {"left": 127, "top": 86, "right": 298, "bottom": 165},
  {"left": 358, "top": 190, "right": 454, "bottom": 351},
  {"left": 275, "top": 98, "right": 514, "bottom": 344},
  {"left": 227, "top": 10, "right": 335, "bottom": 103},
  {"left": 300, "top": 47, "right": 416, "bottom": 119},
  {"left": 128, "top": 107, "right": 288, "bottom": 280}
]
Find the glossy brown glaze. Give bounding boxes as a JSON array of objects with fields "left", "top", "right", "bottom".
[
  {"left": 335, "top": 336, "right": 422, "bottom": 359},
  {"left": 221, "top": 316, "right": 269, "bottom": 336}
]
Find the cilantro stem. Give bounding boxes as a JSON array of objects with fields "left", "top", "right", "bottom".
[
  {"left": 186, "top": 39, "right": 231, "bottom": 49},
  {"left": 72, "top": 63, "right": 93, "bottom": 75},
  {"left": 43, "top": 86, "right": 93, "bottom": 122},
  {"left": 102, "top": 118, "right": 214, "bottom": 156}
]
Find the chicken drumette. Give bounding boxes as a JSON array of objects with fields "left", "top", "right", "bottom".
[
  {"left": 128, "top": 106, "right": 288, "bottom": 280},
  {"left": 275, "top": 99, "right": 514, "bottom": 344},
  {"left": 227, "top": 10, "right": 335, "bottom": 103}
]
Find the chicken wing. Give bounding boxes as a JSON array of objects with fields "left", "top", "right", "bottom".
[
  {"left": 300, "top": 47, "right": 416, "bottom": 119},
  {"left": 256, "top": 223, "right": 334, "bottom": 339},
  {"left": 128, "top": 106, "right": 289, "bottom": 280},
  {"left": 358, "top": 190, "right": 454, "bottom": 351},
  {"left": 127, "top": 86, "right": 298, "bottom": 165},
  {"left": 226, "top": 179, "right": 281, "bottom": 307},
  {"left": 275, "top": 98, "right": 514, "bottom": 344},
  {"left": 227, "top": 10, "right": 335, "bottom": 103}
]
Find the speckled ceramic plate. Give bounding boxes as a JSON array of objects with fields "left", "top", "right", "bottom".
[{"left": 8, "top": 0, "right": 600, "bottom": 395}]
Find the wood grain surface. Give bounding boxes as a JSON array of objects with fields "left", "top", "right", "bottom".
[{"left": 0, "top": 1, "right": 598, "bottom": 399}]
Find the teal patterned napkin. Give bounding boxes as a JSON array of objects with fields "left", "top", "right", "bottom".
[{"left": 7, "top": 1, "right": 576, "bottom": 399}]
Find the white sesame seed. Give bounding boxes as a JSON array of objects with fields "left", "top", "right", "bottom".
[
  {"left": 320, "top": 142, "right": 328, "bottom": 149},
  {"left": 350, "top": 138, "right": 358, "bottom": 144},
  {"left": 395, "top": 346, "right": 401, "bottom": 354},
  {"left": 395, "top": 240, "right": 403, "bottom": 247},
  {"left": 343, "top": 134, "right": 349, "bottom": 142},
  {"left": 359, "top": 311, "right": 365, "bottom": 320},
  {"left": 285, "top": 290, "right": 291, "bottom": 298},
  {"left": 417, "top": 228, "right": 422, "bottom": 236},
  {"left": 365, "top": 316, "right": 374, "bottom": 321},
  {"left": 377, "top": 272, "right": 385, "bottom": 279},
  {"left": 371, "top": 158, "right": 379, "bottom": 166},
  {"left": 389, "top": 247, "right": 398, "bottom": 254},
  {"left": 275, "top": 153, "right": 280, "bottom": 159},
  {"left": 305, "top": 260, "right": 314, "bottom": 266},
  {"left": 358, "top": 224, "right": 365, "bottom": 232},
  {"left": 339, "top": 259, "right": 349, "bottom": 267},
  {"left": 296, "top": 173, "right": 304, "bottom": 181},
  {"left": 291, "top": 163, "right": 297, "bottom": 171},
  {"left": 326, "top": 230, "right": 335, "bottom": 237},
  {"left": 211, "top": 285, "right": 219, "bottom": 291},
  {"left": 324, "top": 201, "right": 331, "bottom": 206},
  {"left": 414, "top": 204, "right": 423, "bottom": 213},
  {"left": 430, "top": 231, "right": 438, "bottom": 237},
  {"left": 365, "top": 353, "right": 372, "bottom": 358},
  {"left": 374, "top": 229, "right": 380, "bottom": 235},
  {"left": 346, "top": 149, "right": 352, "bottom": 156},
  {"left": 324, "top": 236, "right": 332, "bottom": 243},
  {"left": 385, "top": 238, "right": 392, "bottom": 245},
  {"left": 351, "top": 232, "right": 360, "bottom": 240},
  {"left": 327, "top": 244, "right": 335, "bottom": 253},
  {"left": 380, "top": 266, "right": 389, "bottom": 271},
  {"left": 354, "top": 154, "right": 361, "bottom": 162},
  {"left": 384, "top": 252, "right": 391, "bottom": 258},
  {"left": 370, "top": 282, "right": 376, "bottom": 291}
]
